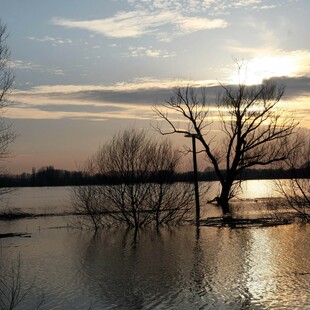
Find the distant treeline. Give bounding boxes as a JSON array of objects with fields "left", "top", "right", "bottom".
[{"left": 0, "top": 165, "right": 309, "bottom": 188}]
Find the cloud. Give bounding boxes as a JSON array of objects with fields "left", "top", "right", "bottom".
[
  {"left": 265, "top": 76, "right": 310, "bottom": 98},
  {"left": 51, "top": 10, "right": 227, "bottom": 40},
  {"left": 10, "top": 60, "right": 41, "bottom": 70},
  {"left": 28, "top": 36, "right": 73, "bottom": 45},
  {"left": 224, "top": 47, "right": 310, "bottom": 84},
  {"left": 14, "top": 77, "right": 218, "bottom": 95},
  {"left": 23, "top": 104, "right": 125, "bottom": 114},
  {"left": 177, "top": 15, "right": 227, "bottom": 32},
  {"left": 8, "top": 78, "right": 218, "bottom": 121},
  {"left": 10, "top": 60, "right": 65, "bottom": 76},
  {"left": 127, "top": 0, "right": 285, "bottom": 16},
  {"left": 50, "top": 0, "right": 291, "bottom": 42},
  {"left": 124, "top": 46, "right": 176, "bottom": 58},
  {"left": 8, "top": 74, "right": 310, "bottom": 122}
]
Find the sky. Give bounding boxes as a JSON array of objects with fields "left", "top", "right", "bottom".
[{"left": 1, "top": 0, "right": 310, "bottom": 173}]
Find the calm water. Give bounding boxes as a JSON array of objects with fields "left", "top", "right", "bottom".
[
  {"left": 4, "top": 179, "right": 278, "bottom": 214},
  {"left": 1, "top": 181, "right": 310, "bottom": 309}
]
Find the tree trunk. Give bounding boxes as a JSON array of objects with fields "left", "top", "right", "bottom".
[
  {"left": 218, "top": 182, "right": 232, "bottom": 217},
  {"left": 155, "top": 184, "right": 164, "bottom": 228}
]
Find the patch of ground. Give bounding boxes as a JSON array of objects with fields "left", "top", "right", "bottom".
[
  {"left": 200, "top": 216, "right": 294, "bottom": 228},
  {"left": 0, "top": 232, "right": 31, "bottom": 238}
]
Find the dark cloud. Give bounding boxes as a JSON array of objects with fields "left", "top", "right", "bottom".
[
  {"left": 25, "top": 104, "right": 125, "bottom": 113},
  {"left": 66, "top": 78, "right": 310, "bottom": 105},
  {"left": 66, "top": 89, "right": 174, "bottom": 105},
  {"left": 264, "top": 76, "right": 310, "bottom": 98},
  {"left": 47, "top": 87, "right": 221, "bottom": 106},
  {"left": 25, "top": 76, "right": 310, "bottom": 111}
]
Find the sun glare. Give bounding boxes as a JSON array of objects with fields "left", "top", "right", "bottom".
[{"left": 229, "top": 55, "right": 300, "bottom": 85}]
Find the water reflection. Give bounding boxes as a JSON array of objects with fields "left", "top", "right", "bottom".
[
  {"left": 246, "top": 225, "right": 310, "bottom": 308},
  {"left": 71, "top": 226, "right": 310, "bottom": 309},
  {"left": 1, "top": 221, "right": 310, "bottom": 309},
  {"left": 78, "top": 228, "right": 201, "bottom": 309}
]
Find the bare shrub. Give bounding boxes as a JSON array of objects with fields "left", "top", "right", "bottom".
[
  {"left": 0, "top": 20, "right": 16, "bottom": 199},
  {"left": 0, "top": 256, "right": 44, "bottom": 310},
  {"left": 72, "top": 129, "right": 195, "bottom": 229},
  {"left": 274, "top": 133, "right": 310, "bottom": 221}
]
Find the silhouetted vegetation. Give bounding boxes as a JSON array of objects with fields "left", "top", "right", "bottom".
[
  {"left": 72, "top": 130, "right": 196, "bottom": 230},
  {"left": 0, "top": 165, "right": 309, "bottom": 188},
  {"left": 273, "top": 134, "right": 310, "bottom": 221},
  {"left": 0, "top": 166, "right": 88, "bottom": 187},
  {"left": 0, "top": 256, "right": 43, "bottom": 310},
  {"left": 0, "top": 19, "right": 16, "bottom": 197},
  {"left": 154, "top": 73, "right": 298, "bottom": 216},
  {"left": 0, "top": 208, "right": 32, "bottom": 221}
]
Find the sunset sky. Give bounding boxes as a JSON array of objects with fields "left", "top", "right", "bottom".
[{"left": 2, "top": 0, "right": 310, "bottom": 173}]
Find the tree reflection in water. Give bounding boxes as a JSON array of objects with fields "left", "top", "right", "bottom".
[
  {"left": 75, "top": 226, "right": 309, "bottom": 309},
  {"left": 1, "top": 222, "right": 309, "bottom": 309}
]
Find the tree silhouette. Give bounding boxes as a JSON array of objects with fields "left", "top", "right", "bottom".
[
  {"left": 154, "top": 79, "right": 298, "bottom": 216},
  {"left": 72, "top": 129, "right": 195, "bottom": 229},
  {"left": 0, "top": 20, "right": 16, "bottom": 196},
  {"left": 274, "top": 133, "right": 310, "bottom": 221}
]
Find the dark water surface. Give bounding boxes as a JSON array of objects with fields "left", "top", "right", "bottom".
[
  {"left": 1, "top": 219, "right": 310, "bottom": 309},
  {"left": 0, "top": 183, "right": 310, "bottom": 309}
]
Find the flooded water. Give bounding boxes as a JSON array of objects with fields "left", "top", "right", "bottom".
[
  {"left": 1, "top": 181, "right": 310, "bottom": 309},
  {"left": 4, "top": 179, "right": 278, "bottom": 215}
]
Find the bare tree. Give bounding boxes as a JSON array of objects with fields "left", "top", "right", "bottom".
[
  {"left": 71, "top": 184, "right": 111, "bottom": 231},
  {"left": 154, "top": 79, "right": 298, "bottom": 216},
  {"left": 0, "top": 20, "right": 15, "bottom": 197},
  {"left": 72, "top": 129, "right": 195, "bottom": 229},
  {"left": 0, "top": 20, "right": 15, "bottom": 159},
  {"left": 0, "top": 256, "right": 44, "bottom": 310},
  {"left": 274, "top": 133, "right": 310, "bottom": 221}
]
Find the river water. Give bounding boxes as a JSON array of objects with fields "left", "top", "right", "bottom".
[{"left": 0, "top": 181, "right": 309, "bottom": 309}]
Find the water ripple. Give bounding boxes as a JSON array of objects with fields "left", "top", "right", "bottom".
[{"left": 1, "top": 223, "right": 309, "bottom": 309}]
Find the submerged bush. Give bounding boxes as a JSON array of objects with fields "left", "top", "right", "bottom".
[
  {"left": 274, "top": 134, "right": 310, "bottom": 222},
  {"left": 72, "top": 129, "right": 195, "bottom": 229}
]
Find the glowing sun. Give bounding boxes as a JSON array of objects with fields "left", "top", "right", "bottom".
[{"left": 229, "top": 53, "right": 305, "bottom": 85}]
